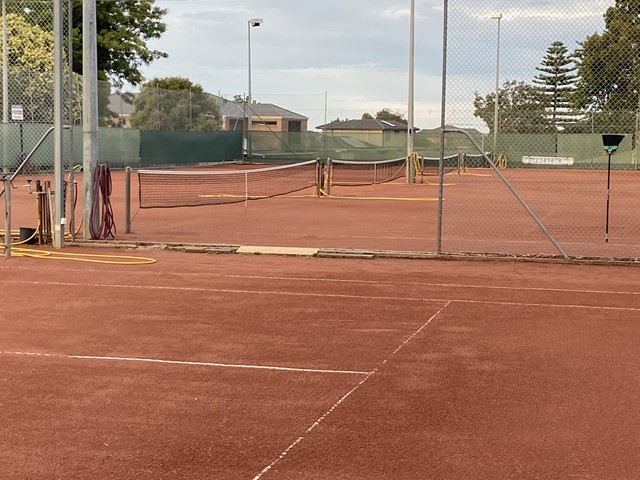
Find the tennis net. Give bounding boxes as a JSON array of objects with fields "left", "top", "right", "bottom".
[
  {"left": 417, "top": 154, "right": 461, "bottom": 176},
  {"left": 327, "top": 157, "right": 407, "bottom": 189},
  {"left": 138, "top": 160, "right": 321, "bottom": 208}
]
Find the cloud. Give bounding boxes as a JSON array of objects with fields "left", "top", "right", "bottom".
[
  {"left": 381, "top": 8, "right": 411, "bottom": 20},
  {"left": 139, "top": 0, "right": 614, "bottom": 132}
]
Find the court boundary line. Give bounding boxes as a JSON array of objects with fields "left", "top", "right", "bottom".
[
  {"left": 6, "top": 264, "right": 638, "bottom": 298},
  {"left": 220, "top": 274, "right": 640, "bottom": 297},
  {"left": 5, "top": 279, "right": 640, "bottom": 312},
  {"left": 0, "top": 351, "right": 371, "bottom": 376},
  {"left": 252, "top": 300, "right": 452, "bottom": 480}
]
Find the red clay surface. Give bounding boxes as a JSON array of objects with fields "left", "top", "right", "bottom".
[
  {"left": 3, "top": 166, "right": 640, "bottom": 258},
  {"left": 2, "top": 249, "right": 640, "bottom": 479}
]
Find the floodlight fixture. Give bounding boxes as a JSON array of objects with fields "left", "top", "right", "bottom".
[
  {"left": 601, "top": 134, "right": 625, "bottom": 242},
  {"left": 247, "top": 18, "right": 264, "bottom": 159}
]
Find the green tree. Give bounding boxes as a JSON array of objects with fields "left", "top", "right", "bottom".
[
  {"left": 375, "top": 108, "right": 407, "bottom": 123},
  {"left": 0, "top": 13, "right": 82, "bottom": 122},
  {"left": 129, "top": 77, "right": 221, "bottom": 131},
  {"left": 71, "top": 0, "right": 168, "bottom": 87},
  {"left": 572, "top": 0, "right": 640, "bottom": 142},
  {"left": 233, "top": 94, "right": 253, "bottom": 104},
  {"left": 474, "top": 80, "right": 552, "bottom": 134},
  {"left": 361, "top": 112, "right": 374, "bottom": 119},
  {"left": 5, "top": 0, "right": 167, "bottom": 87},
  {"left": 533, "top": 41, "right": 580, "bottom": 129},
  {"left": 573, "top": 1, "right": 640, "bottom": 111}
]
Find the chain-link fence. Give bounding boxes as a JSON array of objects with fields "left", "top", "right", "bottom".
[
  {"left": 441, "top": 1, "right": 640, "bottom": 260},
  {"left": 1, "top": 0, "right": 76, "bottom": 240},
  {"left": 4, "top": 1, "right": 640, "bottom": 260}
]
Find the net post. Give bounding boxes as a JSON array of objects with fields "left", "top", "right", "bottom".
[
  {"left": 69, "top": 167, "right": 76, "bottom": 241},
  {"left": 244, "top": 171, "right": 249, "bottom": 209},
  {"left": 125, "top": 167, "right": 131, "bottom": 233},
  {"left": 3, "top": 175, "right": 10, "bottom": 258},
  {"left": 315, "top": 159, "right": 322, "bottom": 197},
  {"left": 326, "top": 158, "right": 332, "bottom": 196}
]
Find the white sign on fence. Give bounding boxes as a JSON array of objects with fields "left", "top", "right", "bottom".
[
  {"left": 522, "top": 156, "right": 574, "bottom": 166},
  {"left": 11, "top": 104, "right": 24, "bottom": 122}
]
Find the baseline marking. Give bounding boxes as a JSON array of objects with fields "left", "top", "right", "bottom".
[
  {"left": 0, "top": 351, "right": 370, "bottom": 376},
  {"left": 252, "top": 301, "right": 452, "bottom": 480},
  {"left": 7, "top": 266, "right": 637, "bottom": 299},
  {"left": 5, "top": 280, "right": 640, "bottom": 311},
  {"left": 221, "top": 274, "right": 640, "bottom": 297}
]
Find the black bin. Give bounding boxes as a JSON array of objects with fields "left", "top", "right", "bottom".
[{"left": 19, "top": 227, "right": 37, "bottom": 245}]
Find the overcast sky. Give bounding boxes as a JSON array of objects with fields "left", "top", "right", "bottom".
[{"left": 139, "top": 0, "right": 611, "bottom": 131}]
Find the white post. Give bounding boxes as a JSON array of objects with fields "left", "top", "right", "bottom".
[
  {"left": 2, "top": 0, "right": 9, "bottom": 173},
  {"left": 407, "top": 0, "right": 415, "bottom": 183},
  {"left": 83, "top": 0, "right": 99, "bottom": 239},
  {"left": 247, "top": 18, "right": 262, "bottom": 159},
  {"left": 491, "top": 13, "right": 502, "bottom": 155},
  {"left": 4, "top": 176, "right": 10, "bottom": 257},
  {"left": 53, "top": 0, "right": 64, "bottom": 248},
  {"left": 2, "top": 0, "right": 7, "bottom": 124}
]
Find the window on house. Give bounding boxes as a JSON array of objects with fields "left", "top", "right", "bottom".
[
  {"left": 288, "top": 121, "right": 302, "bottom": 132},
  {"left": 228, "top": 118, "right": 244, "bottom": 131}
]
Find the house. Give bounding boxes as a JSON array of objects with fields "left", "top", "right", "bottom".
[
  {"left": 316, "top": 119, "right": 415, "bottom": 148},
  {"left": 106, "top": 92, "right": 309, "bottom": 134},
  {"left": 107, "top": 93, "right": 135, "bottom": 128},
  {"left": 417, "top": 124, "right": 486, "bottom": 153},
  {"left": 213, "top": 95, "right": 309, "bottom": 133}
]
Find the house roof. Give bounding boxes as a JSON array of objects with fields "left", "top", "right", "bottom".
[
  {"left": 107, "top": 93, "right": 135, "bottom": 115},
  {"left": 316, "top": 119, "right": 413, "bottom": 131},
  {"left": 213, "top": 95, "right": 307, "bottom": 120},
  {"left": 419, "top": 124, "right": 482, "bottom": 135},
  {"left": 107, "top": 92, "right": 308, "bottom": 121}
]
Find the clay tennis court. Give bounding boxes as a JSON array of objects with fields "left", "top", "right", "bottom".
[
  {"left": 4, "top": 162, "right": 640, "bottom": 258},
  {"left": 2, "top": 249, "right": 640, "bottom": 479}
]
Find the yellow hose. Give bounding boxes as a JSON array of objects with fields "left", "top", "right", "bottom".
[{"left": 0, "top": 246, "right": 156, "bottom": 265}]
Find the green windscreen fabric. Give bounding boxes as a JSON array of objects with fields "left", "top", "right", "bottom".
[
  {"left": 140, "top": 130, "right": 243, "bottom": 167},
  {"left": 99, "top": 128, "right": 141, "bottom": 168},
  {"left": 496, "top": 134, "right": 634, "bottom": 169},
  {"left": 0, "top": 123, "right": 67, "bottom": 172},
  {"left": 70, "top": 127, "right": 141, "bottom": 169}
]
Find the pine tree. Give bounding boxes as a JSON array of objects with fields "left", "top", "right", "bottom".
[{"left": 533, "top": 41, "right": 579, "bottom": 129}]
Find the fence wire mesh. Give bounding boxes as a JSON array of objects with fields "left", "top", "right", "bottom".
[
  {"left": 1, "top": 0, "right": 75, "bottom": 237},
  {"left": 442, "top": 0, "right": 640, "bottom": 259},
  {"left": 3, "top": 1, "right": 640, "bottom": 261}
]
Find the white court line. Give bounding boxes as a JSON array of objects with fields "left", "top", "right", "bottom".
[
  {"left": 5, "top": 279, "right": 640, "bottom": 311},
  {"left": 221, "top": 274, "right": 640, "bottom": 297},
  {"left": 4, "top": 262, "right": 640, "bottom": 298},
  {"left": 252, "top": 300, "right": 452, "bottom": 480},
  {"left": 0, "top": 351, "right": 370, "bottom": 376},
  {"left": 6, "top": 262, "right": 637, "bottom": 298}
]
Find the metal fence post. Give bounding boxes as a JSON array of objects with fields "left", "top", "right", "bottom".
[{"left": 4, "top": 176, "right": 11, "bottom": 258}]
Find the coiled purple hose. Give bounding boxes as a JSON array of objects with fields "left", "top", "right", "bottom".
[{"left": 90, "top": 163, "right": 116, "bottom": 240}]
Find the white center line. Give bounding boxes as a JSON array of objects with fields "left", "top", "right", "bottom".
[
  {"left": 0, "top": 351, "right": 371, "bottom": 376},
  {"left": 251, "top": 300, "right": 452, "bottom": 480}
]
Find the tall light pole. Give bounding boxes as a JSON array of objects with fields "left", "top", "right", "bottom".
[
  {"left": 491, "top": 13, "right": 502, "bottom": 155},
  {"left": 2, "top": 0, "right": 8, "bottom": 172},
  {"left": 407, "top": 0, "right": 415, "bottom": 183},
  {"left": 247, "top": 18, "right": 263, "bottom": 160},
  {"left": 2, "top": 0, "right": 7, "bottom": 124}
]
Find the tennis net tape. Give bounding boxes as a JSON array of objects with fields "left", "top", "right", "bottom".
[
  {"left": 328, "top": 157, "right": 407, "bottom": 188},
  {"left": 138, "top": 160, "right": 320, "bottom": 208}
]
